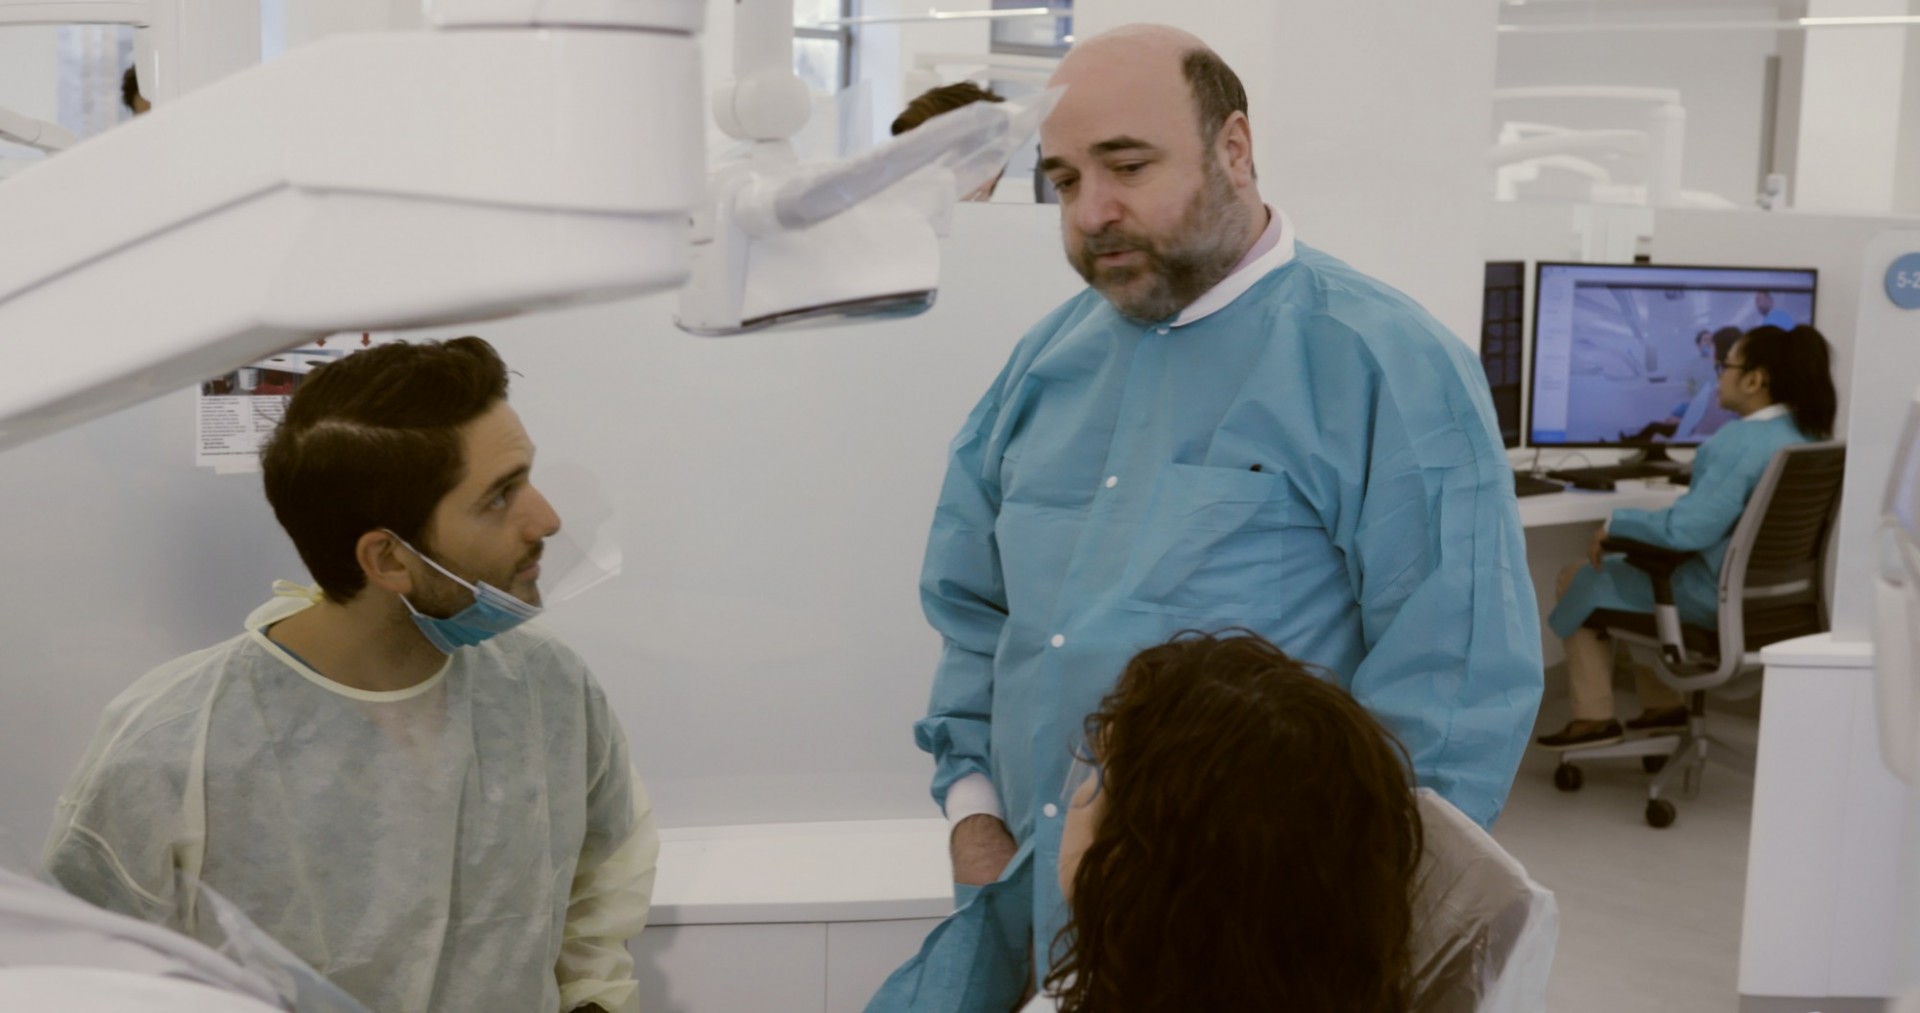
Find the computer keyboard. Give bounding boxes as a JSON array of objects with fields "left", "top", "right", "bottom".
[
  {"left": 1545, "top": 462, "right": 1681, "bottom": 484},
  {"left": 1513, "top": 473, "right": 1565, "bottom": 497}
]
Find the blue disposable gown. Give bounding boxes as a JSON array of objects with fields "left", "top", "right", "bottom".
[
  {"left": 913, "top": 242, "right": 1544, "bottom": 980},
  {"left": 1549, "top": 412, "right": 1812, "bottom": 638}
]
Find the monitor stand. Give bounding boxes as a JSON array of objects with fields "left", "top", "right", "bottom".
[{"left": 1621, "top": 445, "right": 1684, "bottom": 472}]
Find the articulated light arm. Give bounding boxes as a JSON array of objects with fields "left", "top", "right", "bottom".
[
  {"left": 0, "top": 105, "right": 77, "bottom": 151},
  {"left": 676, "top": 0, "right": 1059, "bottom": 336},
  {"left": 0, "top": 0, "right": 1058, "bottom": 447},
  {"left": 0, "top": 2, "right": 706, "bottom": 452}
]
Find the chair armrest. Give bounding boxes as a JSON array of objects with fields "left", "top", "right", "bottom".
[{"left": 1601, "top": 537, "right": 1697, "bottom": 579}]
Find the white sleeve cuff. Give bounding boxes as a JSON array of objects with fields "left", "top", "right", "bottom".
[{"left": 942, "top": 773, "right": 1004, "bottom": 829}]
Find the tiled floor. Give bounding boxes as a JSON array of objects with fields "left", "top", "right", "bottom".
[{"left": 1494, "top": 690, "right": 1766, "bottom": 1013}]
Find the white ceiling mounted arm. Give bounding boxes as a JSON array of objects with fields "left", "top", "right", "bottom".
[
  {"left": 0, "top": 106, "right": 78, "bottom": 152},
  {"left": 740, "top": 87, "right": 1062, "bottom": 232},
  {"left": 1491, "top": 86, "right": 1686, "bottom": 207},
  {"left": 907, "top": 51, "right": 1061, "bottom": 93},
  {"left": 0, "top": 2, "right": 706, "bottom": 453},
  {"left": 676, "top": 0, "right": 1063, "bottom": 337}
]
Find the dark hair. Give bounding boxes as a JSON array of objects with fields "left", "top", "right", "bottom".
[
  {"left": 1710, "top": 326, "right": 1744, "bottom": 364},
  {"left": 1181, "top": 47, "right": 1248, "bottom": 147},
  {"left": 260, "top": 337, "right": 511, "bottom": 603},
  {"left": 120, "top": 66, "right": 141, "bottom": 112},
  {"left": 890, "top": 81, "right": 1003, "bottom": 135},
  {"left": 1046, "top": 631, "right": 1422, "bottom": 1013},
  {"left": 1736, "top": 325, "right": 1837, "bottom": 439}
]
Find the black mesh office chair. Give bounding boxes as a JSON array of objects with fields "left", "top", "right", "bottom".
[{"left": 1551, "top": 442, "right": 1847, "bottom": 828}]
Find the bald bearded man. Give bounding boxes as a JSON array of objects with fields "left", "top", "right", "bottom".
[{"left": 890, "top": 24, "right": 1540, "bottom": 1006}]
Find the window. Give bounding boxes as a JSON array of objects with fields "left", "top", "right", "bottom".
[
  {"left": 55, "top": 24, "right": 135, "bottom": 140},
  {"left": 990, "top": 0, "right": 1071, "bottom": 58},
  {"left": 795, "top": 0, "right": 855, "bottom": 94}
]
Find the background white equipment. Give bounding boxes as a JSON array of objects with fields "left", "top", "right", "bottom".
[
  {"left": 0, "top": 104, "right": 74, "bottom": 151},
  {"left": 678, "top": 0, "right": 1059, "bottom": 336},
  {"left": 0, "top": 0, "right": 1053, "bottom": 450},
  {"left": 0, "top": 0, "right": 708, "bottom": 453},
  {"left": 1489, "top": 86, "right": 1739, "bottom": 210},
  {"left": 1874, "top": 386, "right": 1920, "bottom": 1013}
]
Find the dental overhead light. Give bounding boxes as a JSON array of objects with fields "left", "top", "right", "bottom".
[{"left": 0, "top": 0, "right": 1057, "bottom": 450}]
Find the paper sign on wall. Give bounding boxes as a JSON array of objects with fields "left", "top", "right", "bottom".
[{"left": 195, "top": 332, "right": 401, "bottom": 473}]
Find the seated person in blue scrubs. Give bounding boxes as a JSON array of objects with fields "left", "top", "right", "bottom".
[
  {"left": 1045, "top": 631, "right": 1421, "bottom": 1013},
  {"left": 1536, "top": 325, "right": 1838, "bottom": 748}
]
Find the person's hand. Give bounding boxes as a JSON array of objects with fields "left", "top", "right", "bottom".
[
  {"left": 1588, "top": 524, "right": 1609, "bottom": 571},
  {"left": 950, "top": 814, "right": 1018, "bottom": 887}
]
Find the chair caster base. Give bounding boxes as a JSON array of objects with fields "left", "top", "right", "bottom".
[{"left": 1645, "top": 798, "right": 1677, "bottom": 828}]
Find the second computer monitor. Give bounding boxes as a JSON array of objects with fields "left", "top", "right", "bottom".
[{"left": 1529, "top": 262, "right": 1817, "bottom": 449}]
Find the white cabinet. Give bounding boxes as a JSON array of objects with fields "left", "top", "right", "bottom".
[
  {"left": 635, "top": 923, "right": 827, "bottom": 1013},
  {"left": 1741, "top": 634, "right": 1911, "bottom": 1000},
  {"left": 634, "top": 820, "right": 953, "bottom": 1013}
]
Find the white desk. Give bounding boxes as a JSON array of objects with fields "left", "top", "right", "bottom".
[
  {"left": 1740, "top": 635, "right": 1910, "bottom": 1003},
  {"left": 1515, "top": 482, "right": 1683, "bottom": 529}
]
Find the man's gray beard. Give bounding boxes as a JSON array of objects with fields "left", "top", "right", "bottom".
[{"left": 1069, "top": 162, "right": 1254, "bottom": 323}]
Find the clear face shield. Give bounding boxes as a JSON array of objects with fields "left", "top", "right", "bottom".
[{"left": 526, "top": 461, "right": 624, "bottom": 608}]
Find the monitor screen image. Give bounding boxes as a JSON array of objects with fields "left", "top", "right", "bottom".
[{"left": 1529, "top": 263, "right": 1817, "bottom": 449}]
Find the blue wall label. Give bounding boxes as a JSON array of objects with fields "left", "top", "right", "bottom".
[{"left": 1889, "top": 253, "right": 1920, "bottom": 311}]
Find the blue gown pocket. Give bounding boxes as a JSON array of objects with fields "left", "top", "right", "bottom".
[{"left": 1116, "top": 463, "right": 1306, "bottom": 618}]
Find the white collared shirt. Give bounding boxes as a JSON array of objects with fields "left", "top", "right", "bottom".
[{"left": 1170, "top": 207, "right": 1297, "bottom": 328}]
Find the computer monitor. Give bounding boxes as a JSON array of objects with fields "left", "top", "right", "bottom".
[
  {"left": 1480, "top": 261, "right": 1527, "bottom": 449},
  {"left": 1528, "top": 262, "right": 1817, "bottom": 454}
]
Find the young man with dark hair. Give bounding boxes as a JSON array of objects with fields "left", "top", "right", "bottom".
[{"left": 45, "top": 337, "right": 655, "bottom": 1013}]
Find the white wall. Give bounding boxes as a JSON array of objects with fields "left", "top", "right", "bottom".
[
  {"left": 0, "top": 392, "right": 306, "bottom": 864},
  {"left": 1795, "top": 0, "right": 1912, "bottom": 214},
  {"left": 1073, "top": 0, "right": 1500, "bottom": 344},
  {"left": 1896, "top": 12, "right": 1920, "bottom": 215},
  {"left": 0, "top": 204, "right": 1083, "bottom": 847},
  {"left": 0, "top": 26, "right": 60, "bottom": 167},
  {"left": 1492, "top": 5, "right": 1785, "bottom": 206},
  {"left": 452, "top": 205, "right": 1083, "bottom": 828}
]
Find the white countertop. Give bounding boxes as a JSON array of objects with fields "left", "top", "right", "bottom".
[
  {"left": 1516, "top": 481, "right": 1684, "bottom": 528},
  {"left": 650, "top": 818, "right": 954, "bottom": 926},
  {"left": 1759, "top": 632, "right": 1877, "bottom": 669}
]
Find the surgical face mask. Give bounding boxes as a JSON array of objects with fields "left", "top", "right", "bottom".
[{"left": 384, "top": 530, "right": 542, "bottom": 654}]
